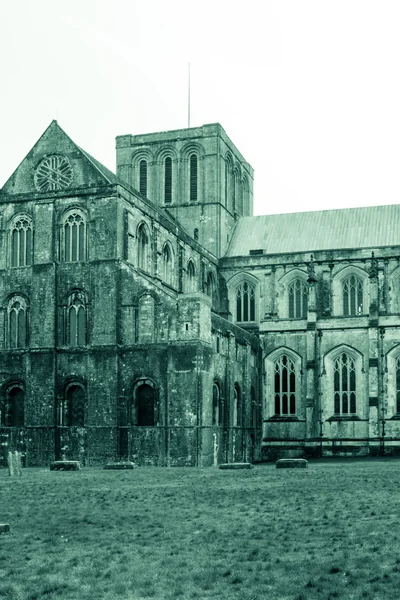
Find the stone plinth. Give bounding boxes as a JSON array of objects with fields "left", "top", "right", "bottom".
[
  {"left": 219, "top": 463, "right": 254, "bottom": 470},
  {"left": 104, "top": 461, "right": 136, "bottom": 470}
]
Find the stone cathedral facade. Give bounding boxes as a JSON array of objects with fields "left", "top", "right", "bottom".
[{"left": 1, "top": 120, "right": 400, "bottom": 466}]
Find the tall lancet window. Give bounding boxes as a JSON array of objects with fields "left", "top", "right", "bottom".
[
  {"left": 67, "top": 291, "right": 87, "bottom": 346},
  {"left": 11, "top": 217, "right": 32, "bottom": 267},
  {"left": 189, "top": 154, "right": 198, "bottom": 201},
  {"left": 274, "top": 355, "right": 296, "bottom": 416},
  {"left": 334, "top": 353, "right": 356, "bottom": 414},
  {"left": 64, "top": 211, "right": 86, "bottom": 262},
  {"left": 139, "top": 160, "right": 148, "bottom": 197},
  {"left": 8, "top": 296, "right": 28, "bottom": 348},
  {"left": 343, "top": 275, "right": 363, "bottom": 316},
  {"left": 164, "top": 157, "right": 172, "bottom": 203}
]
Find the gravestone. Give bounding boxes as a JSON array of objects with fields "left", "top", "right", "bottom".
[
  {"left": 50, "top": 461, "right": 81, "bottom": 471},
  {"left": 104, "top": 461, "right": 136, "bottom": 470},
  {"left": 0, "top": 524, "right": 10, "bottom": 534},
  {"left": 8, "top": 451, "right": 22, "bottom": 476},
  {"left": 219, "top": 462, "right": 254, "bottom": 470},
  {"left": 276, "top": 458, "right": 308, "bottom": 468}
]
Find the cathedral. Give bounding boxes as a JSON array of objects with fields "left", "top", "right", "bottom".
[{"left": 1, "top": 120, "right": 400, "bottom": 467}]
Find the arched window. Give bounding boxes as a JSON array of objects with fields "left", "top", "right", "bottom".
[
  {"left": 234, "top": 169, "right": 242, "bottom": 214},
  {"left": 164, "top": 157, "right": 172, "bottom": 204},
  {"left": 334, "top": 353, "right": 356, "bottom": 415},
  {"left": 137, "top": 223, "right": 150, "bottom": 272},
  {"left": 11, "top": 217, "right": 32, "bottom": 267},
  {"left": 343, "top": 275, "right": 363, "bottom": 316},
  {"left": 288, "top": 279, "right": 308, "bottom": 318},
  {"left": 162, "top": 243, "right": 173, "bottom": 286},
  {"left": 233, "top": 384, "right": 241, "bottom": 427},
  {"left": 66, "top": 291, "right": 86, "bottom": 346},
  {"left": 64, "top": 211, "right": 87, "bottom": 262},
  {"left": 236, "top": 282, "right": 255, "bottom": 322},
  {"left": 274, "top": 355, "right": 296, "bottom": 416},
  {"left": 8, "top": 296, "right": 28, "bottom": 348},
  {"left": 60, "top": 384, "right": 85, "bottom": 426},
  {"left": 186, "top": 260, "right": 197, "bottom": 292},
  {"left": 189, "top": 154, "right": 198, "bottom": 201},
  {"left": 139, "top": 160, "right": 147, "bottom": 197},
  {"left": 2, "top": 385, "right": 24, "bottom": 426},
  {"left": 131, "top": 380, "right": 156, "bottom": 426},
  {"left": 225, "top": 154, "right": 234, "bottom": 211}
]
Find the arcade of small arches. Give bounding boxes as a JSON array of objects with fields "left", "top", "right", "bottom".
[{"left": 132, "top": 148, "right": 250, "bottom": 215}]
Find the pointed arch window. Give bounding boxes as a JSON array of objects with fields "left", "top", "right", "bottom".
[
  {"left": 343, "top": 275, "right": 363, "bottom": 316},
  {"left": 334, "top": 353, "right": 356, "bottom": 414},
  {"left": 236, "top": 281, "right": 255, "bottom": 322},
  {"left": 274, "top": 355, "right": 296, "bottom": 416},
  {"left": 288, "top": 279, "right": 308, "bottom": 318},
  {"left": 137, "top": 223, "right": 150, "bottom": 272},
  {"left": 66, "top": 291, "right": 87, "bottom": 346},
  {"left": 131, "top": 380, "right": 156, "bottom": 426},
  {"left": 187, "top": 260, "right": 197, "bottom": 292},
  {"left": 8, "top": 296, "right": 28, "bottom": 348},
  {"left": 60, "top": 384, "right": 85, "bottom": 426},
  {"left": 162, "top": 243, "right": 174, "bottom": 286},
  {"left": 164, "top": 157, "right": 172, "bottom": 204},
  {"left": 64, "top": 211, "right": 87, "bottom": 262},
  {"left": 139, "top": 160, "right": 148, "bottom": 197},
  {"left": 189, "top": 154, "right": 198, "bottom": 201},
  {"left": 2, "top": 385, "right": 25, "bottom": 427},
  {"left": 11, "top": 217, "right": 32, "bottom": 267},
  {"left": 242, "top": 176, "right": 249, "bottom": 216}
]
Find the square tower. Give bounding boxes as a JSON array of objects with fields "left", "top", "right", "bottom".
[{"left": 116, "top": 123, "right": 254, "bottom": 257}]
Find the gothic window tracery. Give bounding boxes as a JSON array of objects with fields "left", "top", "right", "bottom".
[
  {"left": 395, "top": 357, "right": 400, "bottom": 414},
  {"left": 8, "top": 296, "right": 28, "bottom": 348},
  {"left": 343, "top": 275, "right": 363, "bottom": 316},
  {"left": 63, "top": 211, "right": 87, "bottom": 262},
  {"left": 11, "top": 217, "right": 32, "bottom": 267},
  {"left": 333, "top": 353, "right": 356, "bottom": 414},
  {"left": 288, "top": 279, "right": 308, "bottom": 319},
  {"left": 66, "top": 291, "right": 87, "bottom": 346},
  {"left": 236, "top": 281, "right": 255, "bottom": 322},
  {"left": 274, "top": 354, "right": 296, "bottom": 416}
]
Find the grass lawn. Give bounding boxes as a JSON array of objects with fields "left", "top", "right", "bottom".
[{"left": 1, "top": 459, "right": 400, "bottom": 600}]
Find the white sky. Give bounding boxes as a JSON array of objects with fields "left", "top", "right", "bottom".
[{"left": 1, "top": 0, "right": 400, "bottom": 216}]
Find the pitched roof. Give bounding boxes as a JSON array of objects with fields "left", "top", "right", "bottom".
[
  {"left": 225, "top": 204, "right": 400, "bottom": 257},
  {"left": 78, "top": 146, "right": 120, "bottom": 186}
]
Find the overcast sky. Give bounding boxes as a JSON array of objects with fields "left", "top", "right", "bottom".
[{"left": 1, "top": 1, "right": 400, "bottom": 216}]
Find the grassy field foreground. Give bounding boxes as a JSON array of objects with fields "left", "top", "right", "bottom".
[{"left": 1, "top": 460, "right": 400, "bottom": 600}]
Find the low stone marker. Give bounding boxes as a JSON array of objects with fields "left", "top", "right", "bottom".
[
  {"left": 104, "top": 461, "right": 136, "bottom": 470},
  {"left": 219, "top": 462, "right": 254, "bottom": 470},
  {"left": 50, "top": 461, "right": 81, "bottom": 471},
  {"left": 0, "top": 524, "right": 10, "bottom": 534},
  {"left": 276, "top": 458, "right": 308, "bottom": 469}
]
